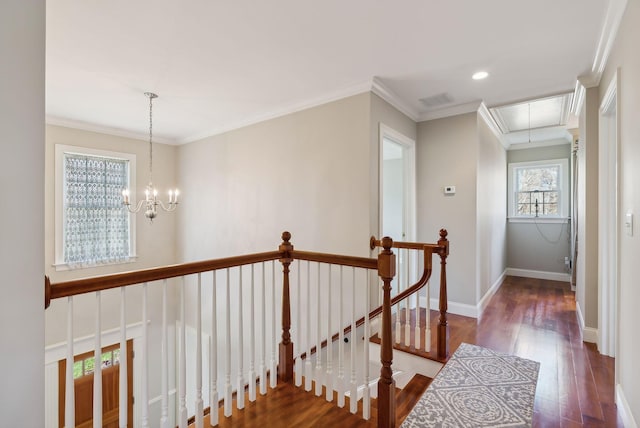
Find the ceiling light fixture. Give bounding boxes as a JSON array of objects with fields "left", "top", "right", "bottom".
[
  {"left": 122, "top": 92, "right": 179, "bottom": 222},
  {"left": 472, "top": 71, "right": 489, "bottom": 80}
]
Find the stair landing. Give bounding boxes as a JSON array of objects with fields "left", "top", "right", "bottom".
[
  {"left": 370, "top": 307, "right": 475, "bottom": 363},
  {"left": 190, "top": 374, "right": 431, "bottom": 427}
]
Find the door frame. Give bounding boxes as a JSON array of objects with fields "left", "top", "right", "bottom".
[
  {"left": 598, "top": 70, "right": 620, "bottom": 359},
  {"left": 378, "top": 123, "right": 417, "bottom": 244}
]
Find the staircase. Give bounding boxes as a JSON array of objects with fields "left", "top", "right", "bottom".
[
  {"left": 44, "top": 230, "right": 450, "bottom": 428},
  {"left": 189, "top": 374, "right": 432, "bottom": 427}
]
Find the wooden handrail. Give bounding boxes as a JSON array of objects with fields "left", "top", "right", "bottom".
[
  {"left": 291, "top": 249, "right": 378, "bottom": 270},
  {"left": 44, "top": 250, "right": 282, "bottom": 308}
]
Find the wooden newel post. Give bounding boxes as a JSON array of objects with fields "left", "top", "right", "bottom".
[
  {"left": 377, "top": 236, "right": 396, "bottom": 428},
  {"left": 278, "top": 231, "right": 294, "bottom": 383},
  {"left": 437, "top": 229, "right": 449, "bottom": 360}
]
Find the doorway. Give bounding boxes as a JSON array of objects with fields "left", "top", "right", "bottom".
[
  {"left": 59, "top": 339, "right": 133, "bottom": 427},
  {"left": 379, "top": 123, "right": 417, "bottom": 289}
]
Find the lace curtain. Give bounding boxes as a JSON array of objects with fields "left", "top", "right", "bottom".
[{"left": 64, "top": 153, "right": 130, "bottom": 266}]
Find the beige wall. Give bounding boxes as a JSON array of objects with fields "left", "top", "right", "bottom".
[
  {"left": 576, "top": 88, "right": 599, "bottom": 332},
  {"left": 477, "top": 114, "right": 507, "bottom": 299},
  {"left": 417, "top": 113, "right": 478, "bottom": 308},
  {"left": 600, "top": 0, "right": 640, "bottom": 421},
  {"left": 0, "top": 1, "right": 45, "bottom": 425},
  {"left": 176, "top": 93, "right": 372, "bottom": 260}
]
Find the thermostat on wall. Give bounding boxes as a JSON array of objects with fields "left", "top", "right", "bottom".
[{"left": 444, "top": 185, "right": 456, "bottom": 195}]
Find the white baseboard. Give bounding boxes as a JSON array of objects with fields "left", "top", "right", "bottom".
[
  {"left": 505, "top": 267, "right": 571, "bottom": 282},
  {"left": 576, "top": 301, "right": 598, "bottom": 344},
  {"left": 477, "top": 270, "right": 506, "bottom": 317},
  {"left": 617, "top": 384, "right": 638, "bottom": 428},
  {"left": 427, "top": 297, "right": 477, "bottom": 318}
]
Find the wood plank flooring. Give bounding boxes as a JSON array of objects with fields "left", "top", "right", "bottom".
[{"left": 192, "top": 275, "right": 621, "bottom": 427}]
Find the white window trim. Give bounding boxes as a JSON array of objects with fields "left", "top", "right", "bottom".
[
  {"left": 54, "top": 144, "right": 138, "bottom": 270},
  {"left": 507, "top": 158, "right": 569, "bottom": 223}
]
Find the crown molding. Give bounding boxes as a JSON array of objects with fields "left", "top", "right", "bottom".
[
  {"left": 478, "top": 102, "right": 509, "bottom": 149},
  {"left": 507, "top": 138, "right": 571, "bottom": 151},
  {"left": 370, "top": 77, "right": 420, "bottom": 122},
  {"left": 46, "top": 115, "right": 178, "bottom": 145},
  {"left": 572, "top": 0, "right": 627, "bottom": 116},
  {"left": 418, "top": 100, "right": 483, "bottom": 122},
  {"left": 181, "top": 80, "right": 375, "bottom": 143}
]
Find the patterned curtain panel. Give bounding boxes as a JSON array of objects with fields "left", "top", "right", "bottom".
[{"left": 64, "top": 153, "right": 130, "bottom": 267}]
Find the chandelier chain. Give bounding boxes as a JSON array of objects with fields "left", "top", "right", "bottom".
[{"left": 149, "top": 93, "right": 153, "bottom": 184}]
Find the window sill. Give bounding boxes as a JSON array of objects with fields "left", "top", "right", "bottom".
[
  {"left": 53, "top": 256, "right": 138, "bottom": 272},
  {"left": 508, "top": 217, "right": 570, "bottom": 224}
]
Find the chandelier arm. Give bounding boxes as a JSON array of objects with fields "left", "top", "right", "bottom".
[
  {"left": 156, "top": 200, "right": 179, "bottom": 212},
  {"left": 124, "top": 200, "right": 146, "bottom": 214}
]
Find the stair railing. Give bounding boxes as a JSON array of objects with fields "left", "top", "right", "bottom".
[
  {"left": 44, "top": 229, "right": 448, "bottom": 428},
  {"left": 370, "top": 229, "right": 450, "bottom": 360}
]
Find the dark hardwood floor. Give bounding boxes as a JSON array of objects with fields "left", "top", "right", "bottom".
[
  {"left": 193, "top": 275, "right": 622, "bottom": 427},
  {"left": 457, "top": 276, "right": 622, "bottom": 427}
]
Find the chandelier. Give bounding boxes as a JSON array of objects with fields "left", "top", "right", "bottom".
[{"left": 122, "top": 92, "right": 179, "bottom": 221}]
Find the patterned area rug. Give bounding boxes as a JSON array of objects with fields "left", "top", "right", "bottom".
[{"left": 401, "top": 343, "right": 540, "bottom": 428}]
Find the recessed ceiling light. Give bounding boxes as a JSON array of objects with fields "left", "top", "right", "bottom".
[{"left": 472, "top": 71, "right": 489, "bottom": 80}]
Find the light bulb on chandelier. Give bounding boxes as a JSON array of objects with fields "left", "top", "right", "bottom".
[{"left": 122, "top": 92, "right": 179, "bottom": 222}]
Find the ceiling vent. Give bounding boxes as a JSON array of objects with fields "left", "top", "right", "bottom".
[{"left": 419, "top": 92, "right": 454, "bottom": 108}]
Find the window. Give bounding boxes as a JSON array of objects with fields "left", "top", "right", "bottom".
[
  {"left": 508, "top": 158, "right": 568, "bottom": 221},
  {"left": 55, "top": 145, "right": 137, "bottom": 270}
]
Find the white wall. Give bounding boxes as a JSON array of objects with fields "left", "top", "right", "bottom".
[
  {"left": 417, "top": 113, "right": 478, "bottom": 308},
  {"left": 600, "top": 0, "right": 640, "bottom": 423},
  {"left": 476, "top": 114, "right": 507, "bottom": 300},
  {"left": 506, "top": 144, "right": 572, "bottom": 275},
  {"left": 0, "top": 1, "right": 45, "bottom": 425}
]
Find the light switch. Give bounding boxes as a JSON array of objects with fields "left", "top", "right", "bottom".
[
  {"left": 625, "top": 210, "right": 633, "bottom": 236},
  {"left": 444, "top": 185, "right": 456, "bottom": 195}
]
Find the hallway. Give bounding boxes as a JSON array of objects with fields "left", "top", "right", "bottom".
[{"left": 460, "top": 276, "right": 621, "bottom": 427}]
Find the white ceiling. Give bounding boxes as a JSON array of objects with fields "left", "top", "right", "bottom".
[{"left": 46, "top": 0, "right": 610, "bottom": 144}]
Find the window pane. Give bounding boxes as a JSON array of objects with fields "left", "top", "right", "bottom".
[
  {"left": 516, "top": 166, "right": 559, "bottom": 192},
  {"left": 63, "top": 153, "right": 130, "bottom": 265},
  {"left": 102, "top": 351, "right": 112, "bottom": 368},
  {"left": 84, "top": 356, "right": 95, "bottom": 375},
  {"left": 73, "top": 361, "right": 83, "bottom": 379},
  {"left": 113, "top": 349, "right": 121, "bottom": 364}
]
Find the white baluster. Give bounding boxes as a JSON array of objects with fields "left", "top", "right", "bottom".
[
  {"left": 224, "top": 269, "right": 232, "bottom": 417},
  {"left": 350, "top": 268, "right": 357, "bottom": 414},
  {"left": 210, "top": 272, "right": 219, "bottom": 426},
  {"left": 405, "top": 249, "right": 411, "bottom": 347},
  {"left": 249, "top": 264, "right": 257, "bottom": 402},
  {"left": 295, "top": 260, "right": 302, "bottom": 387},
  {"left": 415, "top": 250, "right": 422, "bottom": 350},
  {"left": 196, "top": 274, "right": 204, "bottom": 428},
  {"left": 395, "top": 251, "right": 402, "bottom": 344},
  {"left": 65, "top": 296, "right": 75, "bottom": 428},
  {"left": 260, "top": 262, "right": 267, "bottom": 396},
  {"left": 237, "top": 267, "right": 245, "bottom": 409},
  {"left": 270, "top": 260, "right": 277, "bottom": 389},
  {"left": 363, "top": 272, "right": 371, "bottom": 420},
  {"left": 93, "top": 291, "right": 102, "bottom": 428},
  {"left": 325, "top": 264, "right": 333, "bottom": 402},
  {"left": 179, "top": 278, "right": 188, "bottom": 427},
  {"left": 425, "top": 279, "right": 431, "bottom": 353},
  {"left": 141, "top": 283, "right": 149, "bottom": 428},
  {"left": 161, "top": 280, "right": 169, "bottom": 428},
  {"left": 337, "top": 266, "right": 345, "bottom": 408},
  {"left": 119, "top": 288, "right": 128, "bottom": 428},
  {"left": 305, "top": 261, "right": 312, "bottom": 392},
  {"left": 315, "top": 262, "right": 322, "bottom": 397}
]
